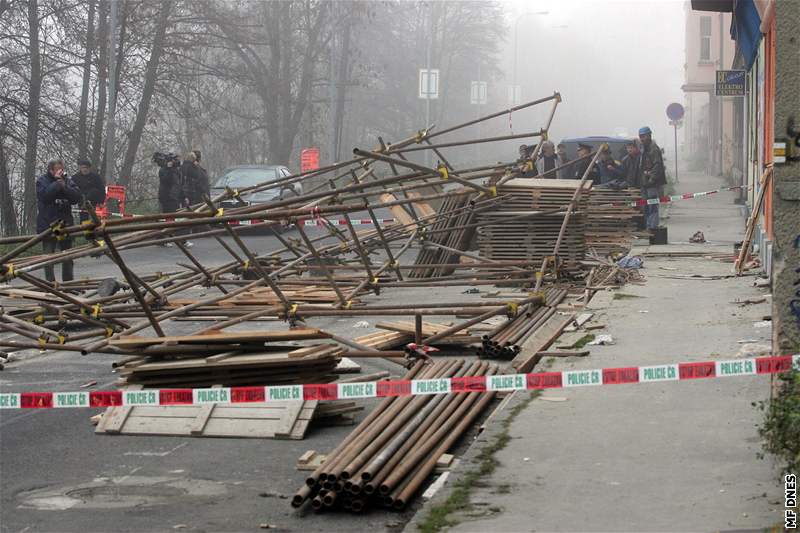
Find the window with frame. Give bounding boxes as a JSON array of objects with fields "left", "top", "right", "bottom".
[{"left": 700, "top": 16, "right": 712, "bottom": 61}]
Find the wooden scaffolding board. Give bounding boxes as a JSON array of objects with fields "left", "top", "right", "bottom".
[{"left": 96, "top": 397, "right": 318, "bottom": 439}]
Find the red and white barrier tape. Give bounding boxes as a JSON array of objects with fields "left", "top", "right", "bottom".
[
  {"left": 2, "top": 354, "right": 797, "bottom": 410},
  {"left": 609, "top": 185, "right": 744, "bottom": 208}
]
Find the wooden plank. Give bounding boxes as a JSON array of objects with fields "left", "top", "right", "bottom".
[
  {"left": 110, "top": 328, "right": 329, "bottom": 348},
  {"left": 563, "top": 312, "right": 594, "bottom": 332},
  {"left": 96, "top": 385, "right": 141, "bottom": 434},
  {"left": 273, "top": 400, "right": 306, "bottom": 439},
  {"left": 511, "top": 313, "right": 575, "bottom": 373},
  {"left": 190, "top": 404, "right": 216, "bottom": 435},
  {"left": 95, "top": 400, "right": 317, "bottom": 439}
]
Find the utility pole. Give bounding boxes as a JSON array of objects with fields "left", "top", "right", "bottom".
[
  {"left": 718, "top": 12, "right": 724, "bottom": 176},
  {"left": 327, "top": 2, "right": 339, "bottom": 165},
  {"left": 104, "top": 0, "right": 119, "bottom": 184},
  {"left": 772, "top": 2, "right": 800, "bottom": 353}
]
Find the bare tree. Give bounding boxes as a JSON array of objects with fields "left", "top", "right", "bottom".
[
  {"left": 204, "top": 1, "right": 329, "bottom": 165},
  {"left": 21, "top": 0, "right": 42, "bottom": 231},
  {"left": 77, "top": 0, "right": 96, "bottom": 158},
  {"left": 118, "top": 0, "right": 173, "bottom": 186},
  {"left": 0, "top": 126, "right": 19, "bottom": 236}
]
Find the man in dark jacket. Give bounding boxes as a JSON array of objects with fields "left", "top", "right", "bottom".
[
  {"left": 619, "top": 140, "right": 641, "bottom": 187},
  {"left": 157, "top": 157, "right": 182, "bottom": 213},
  {"left": 36, "top": 159, "right": 82, "bottom": 282},
  {"left": 180, "top": 150, "right": 209, "bottom": 206},
  {"left": 71, "top": 159, "right": 105, "bottom": 223},
  {"left": 637, "top": 126, "right": 666, "bottom": 231},
  {"left": 572, "top": 143, "right": 599, "bottom": 182}
]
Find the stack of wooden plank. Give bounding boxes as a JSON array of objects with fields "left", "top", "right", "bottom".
[
  {"left": 108, "top": 329, "right": 332, "bottom": 358},
  {"left": 585, "top": 187, "right": 641, "bottom": 256},
  {"left": 409, "top": 190, "right": 477, "bottom": 278},
  {"left": 114, "top": 344, "right": 343, "bottom": 388},
  {"left": 476, "top": 179, "right": 590, "bottom": 264}
]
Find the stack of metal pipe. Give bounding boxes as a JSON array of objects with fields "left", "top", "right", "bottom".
[
  {"left": 291, "top": 359, "right": 498, "bottom": 512},
  {"left": 478, "top": 287, "right": 568, "bottom": 359}
]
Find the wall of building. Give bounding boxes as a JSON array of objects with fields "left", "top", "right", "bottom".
[{"left": 683, "top": 3, "right": 736, "bottom": 175}]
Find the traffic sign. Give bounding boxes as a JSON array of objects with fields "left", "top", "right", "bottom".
[
  {"left": 419, "top": 69, "right": 439, "bottom": 99},
  {"left": 470, "top": 81, "right": 487, "bottom": 105},
  {"left": 666, "top": 102, "right": 685, "bottom": 121}
]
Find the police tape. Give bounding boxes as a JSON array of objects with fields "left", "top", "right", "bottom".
[
  {"left": 609, "top": 185, "right": 744, "bottom": 208},
  {"left": 1, "top": 354, "right": 797, "bottom": 410}
]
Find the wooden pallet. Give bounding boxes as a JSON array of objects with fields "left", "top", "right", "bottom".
[{"left": 96, "top": 386, "right": 317, "bottom": 439}]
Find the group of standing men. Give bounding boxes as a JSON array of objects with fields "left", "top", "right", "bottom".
[
  {"left": 517, "top": 126, "right": 666, "bottom": 232},
  {"left": 34, "top": 149, "right": 209, "bottom": 283},
  {"left": 156, "top": 150, "right": 210, "bottom": 214}
]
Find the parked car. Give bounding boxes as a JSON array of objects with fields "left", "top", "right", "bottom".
[
  {"left": 559, "top": 136, "right": 635, "bottom": 163},
  {"left": 210, "top": 165, "right": 301, "bottom": 209}
]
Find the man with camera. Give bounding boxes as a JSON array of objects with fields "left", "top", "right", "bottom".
[{"left": 36, "top": 159, "right": 82, "bottom": 282}]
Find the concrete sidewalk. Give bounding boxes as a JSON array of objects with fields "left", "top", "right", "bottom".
[{"left": 414, "top": 172, "right": 785, "bottom": 532}]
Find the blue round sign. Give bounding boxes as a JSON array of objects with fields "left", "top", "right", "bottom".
[{"left": 666, "top": 102, "right": 685, "bottom": 121}]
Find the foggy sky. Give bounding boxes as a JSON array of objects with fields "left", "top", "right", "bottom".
[{"left": 497, "top": 0, "right": 686, "bottom": 149}]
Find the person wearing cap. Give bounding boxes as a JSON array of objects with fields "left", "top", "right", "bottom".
[
  {"left": 71, "top": 159, "right": 106, "bottom": 223},
  {"left": 572, "top": 142, "right": 598, "bottom": 182},
  {"left": 535, "top": 141, "right": 560, "bottom": 179},
  {"left": 637, "top": 126, "right": 666, "bottom": 231}
]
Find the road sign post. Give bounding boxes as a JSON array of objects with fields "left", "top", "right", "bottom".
[{"left": 666, "top": 103, "right": 685, "bottom": 184}]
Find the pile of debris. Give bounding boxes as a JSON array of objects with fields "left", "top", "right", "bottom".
[{"left": 0, "top": 92, "right": 644, "bottom": 513}]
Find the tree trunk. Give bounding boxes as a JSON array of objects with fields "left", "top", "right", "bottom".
[
  {"left": 91, "top": 0, "right": 109, "bottom": 169},
  {"left": 22, "top": 0, "right": 42, "bottom": 232},
  {"left": 118, "top": 0, "right": 171, "bottom": 187},
  {"left": 78, "top": 0, "right": 96, "bottom": 159},
  {"left": 0, "top": 129, "right": 19, "bottom": 237}
]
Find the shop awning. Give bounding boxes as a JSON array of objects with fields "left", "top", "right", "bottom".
[{"left": 731, "top": 0, "right": 763, "bottom": 70}]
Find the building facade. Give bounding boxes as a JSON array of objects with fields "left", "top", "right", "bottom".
[
  {"left": 688, "top": 0, "right": 776, "bottom": 272},
  {"left": 682, "top": 4, "right": 736, "bottom": 178}
]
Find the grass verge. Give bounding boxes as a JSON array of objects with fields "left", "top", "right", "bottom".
[
  {"left": 417, "top": 390, "right": 541, "bottom": 533},
  {"left": 612, "top": 292, "right": 642, "bottom": 300}
]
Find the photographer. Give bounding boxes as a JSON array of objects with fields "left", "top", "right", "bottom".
[
  {"left": 154, "top": 152, "right": 182, "bottom": 213},
  {"left": 36, "top": 159, "right": 82, "bottom": 282}
]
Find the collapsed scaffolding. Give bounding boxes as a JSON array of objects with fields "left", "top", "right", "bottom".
[{"left": 0, "top": 93, "right": 642, "bottom": 511}]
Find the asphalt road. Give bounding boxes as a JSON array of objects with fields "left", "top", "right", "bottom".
[{"left": 0, "top": 216, "right": 488, "bottom": 532}]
